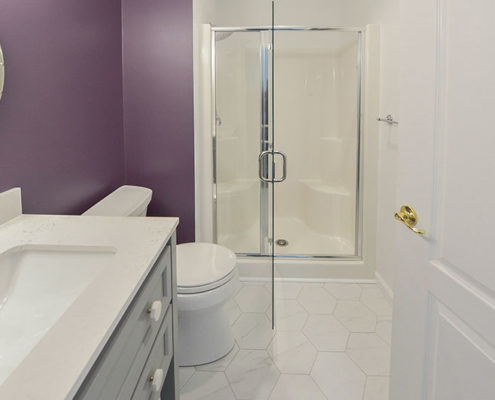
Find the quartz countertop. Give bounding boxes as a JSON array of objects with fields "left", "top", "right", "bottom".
[{"left": 0, "top": 214, "right": 178, "bottom": 400}]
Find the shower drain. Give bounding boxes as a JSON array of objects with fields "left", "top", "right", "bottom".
[{"left": 276, "top": 239, "right": 289, "bottom": 247}]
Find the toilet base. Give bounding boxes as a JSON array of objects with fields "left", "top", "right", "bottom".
[{"left": 178, "top": 302, "right": 234, "bottom": 366}]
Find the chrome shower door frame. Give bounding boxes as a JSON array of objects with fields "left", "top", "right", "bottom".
[
  {"left": 211, "top": 26, "right": 364, "bottom": 260},
  {"left": 259, "top": 31, "right": 271, "bottom": 256}
]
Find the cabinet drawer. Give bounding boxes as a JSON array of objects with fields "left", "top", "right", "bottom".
[
  {"left": 75, "top": 244, "right": 172, "bottom": 400},
  {"left": 131, "top": 306, "right": 173, "bottom": 400}
]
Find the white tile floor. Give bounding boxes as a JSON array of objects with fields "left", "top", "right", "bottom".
[{"left": 179, "top": 282, "right": 392, "bottom": 400}]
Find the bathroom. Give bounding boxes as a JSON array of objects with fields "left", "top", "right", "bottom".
[{"left": 0, "top": 0, "right": 493, "bottom": 399}]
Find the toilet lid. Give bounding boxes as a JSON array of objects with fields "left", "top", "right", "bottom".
[{"left": 177, "top": 243, "right": 236, "bottom": 293}]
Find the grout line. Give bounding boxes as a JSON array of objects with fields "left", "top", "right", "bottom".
[
  {"left": 345, "top": 346, "right": 371, "bottom": 378},
  {"left": 272, "top": 370, "right": 316, "bottom": 376},
  {"left": 308, "top": 344, "right": 320, "bottom": 378},
  {"left": 266, "top": 373, "right": 282, "bottom": 399},
  {"left": 344, "top": 327, "right": 353, "bottom": 350},
  {"left": 309, "top": 374, "right": 329, "bottom": 400},
  {"left": 224, "top": 370, "right": 238, "bottom": 398},
  {"left": 229, "top": 311, "right": 242, "bottom": 327},
  {"left": 361, "top": 375, "right": 367, "bottom": 400},
  {"left": 178, "top": 367, "right": 196, "bottom": 392},
  {"left": 358, "top": 300, "right": 380, "bottom": 331},
  {"left": 223, "top": 344, "right": 239, "bottom": 371},
  {"left": 265, "top": 326, "right": 277, "bottom": 350},
  {"left": 228, "top": 298, "right": 243, "bottom": 326}
]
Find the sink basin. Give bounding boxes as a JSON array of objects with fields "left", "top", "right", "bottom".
[{"left": 0, "top": 244, "right": 116, "bottom": 385}]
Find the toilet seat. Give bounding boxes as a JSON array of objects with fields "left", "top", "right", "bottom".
[
  {"left": 177, "top": 243, "right": 236, "bottom": 295},
  {"left": 178, "top": 269, "right": 236, "bottom": 294}
]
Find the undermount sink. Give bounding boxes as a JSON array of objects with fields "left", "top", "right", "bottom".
[{"left": 0, "top": 244, "right": 116, "bottom": 385}]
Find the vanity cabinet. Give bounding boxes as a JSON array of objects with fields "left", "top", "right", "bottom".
[{"left": 75, "top": 234, "right": 178, "bottom": 400}]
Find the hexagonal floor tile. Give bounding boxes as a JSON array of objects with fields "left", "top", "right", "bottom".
[
  {"left": 231, "top": 312, "right": 275, "bottom": 350},
  {"left": 297, "top": 285, "right": 337, "bottom": 314},
  {"left": 268, "top": 331, "right": 317, "bottom": 374},
  {"left": 346, "top": 333, "right": 391, "bottom": 376},
  {"left": 360, "top": 287, "right": 393, "bottom": 319},
  {"left": 179, "top": 367, "right": 195, "bottom": 390},
  {"left": 303, "top": 314, "right": 349, "bottom": 351},
  {"left": 180, "top": 370, "right": 235, "bottom": 400},
  {"left": 235, "top": 284, "right": 271, "bottom": 313},
  {"left": 226, "top": 349, "right": 280, "bottom": 400},
  {"left": 364, "top": 376, "right": 390, "bottom": 400},
  {"left": 311, "top": 352, "right": 366, "bottom": 400},
  {"left": 334, "top": 301, "right": 377, "bottom": 332},
  {"left": 224, "top": 298, "right": 242, "bottom": 326},
  {"left": 267, "top": 299, "right": 308, "bottom": 331},
  {"left": 267, "top": 282, "right": 303, "bottom": 299},
  {"left": 324, "top": 282, "right": 362, "bottom": 300},
  {"left": 269, "top": 375, "right": 326, "bottom": 400},
  {"left": 196, "top": 343, "right": 239, "bottom": 372},
  {"left": 376, "top": 320, "right": 393, "bottom": 345}
]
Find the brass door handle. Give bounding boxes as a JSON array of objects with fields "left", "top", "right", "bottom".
[{"left": 394, "top": 205, "right": 425, "bottom": 235}]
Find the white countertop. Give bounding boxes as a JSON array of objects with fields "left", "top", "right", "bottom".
[{"left": 0, "top": 214, "right": 178, "bottom": 400}]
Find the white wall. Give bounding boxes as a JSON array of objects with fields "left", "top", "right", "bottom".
[
  {"left": 341, "top": 0, "right": 400, "bottom": 298},
  {"left": 335, "top": 0, "right": 400, "bottom": 296},
  {"left": 375, "top": 21, "right": 400, "bottom": 300}
]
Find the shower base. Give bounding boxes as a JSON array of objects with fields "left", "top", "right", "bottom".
[{"left": 218, "top": 216, "right": 354, "bottom": 257}]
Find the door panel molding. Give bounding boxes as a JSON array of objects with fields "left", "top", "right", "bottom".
[
  {"left": 425, "top": 298, "right": 495, "bottom": 400},
  {"left": 429, "top": 260, "right": 495, "bottom": 344}
]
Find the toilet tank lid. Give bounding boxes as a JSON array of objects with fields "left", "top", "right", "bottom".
[{"left": 82, "top": 185, "right": 152, "bottom": 216}]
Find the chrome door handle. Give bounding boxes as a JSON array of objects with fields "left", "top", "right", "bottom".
[
  {"left": 258, "top": 151, "right": 287, "bottom": 183},
  {"left": 272, "top": 151, "right": 287, "bottom": 183},
  {"left": 258, "top": 151, "right": 271, "bottom": 183}
]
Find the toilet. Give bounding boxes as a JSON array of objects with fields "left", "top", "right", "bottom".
[
  {"left": 176, "top": 242, "right": 239, "bottom": 366},
  {"left": 83, "top": 185, "right": 239, "bottom": 367}
]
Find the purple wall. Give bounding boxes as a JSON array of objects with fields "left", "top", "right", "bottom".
[
  {"left": 0, "top": 0, "right": 195, "bottom": 241},
  {"left": 122, "top": 0, "right": 195, "bottom": 243},
  {"left": 0, "top": 0, "right": 125, "bottom": 215}
]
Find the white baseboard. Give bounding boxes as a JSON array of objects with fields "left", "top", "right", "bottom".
[{"left": 374, "top": 271, "right": 394, "bottom": 304}]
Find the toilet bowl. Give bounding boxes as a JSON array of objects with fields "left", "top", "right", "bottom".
[{"left": 176, "top": 242, "right": 239, "bottom": 366}]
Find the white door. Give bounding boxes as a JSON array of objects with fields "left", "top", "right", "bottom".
[{"left": 390, "top": 0, "right": 495, "bottom": 399}]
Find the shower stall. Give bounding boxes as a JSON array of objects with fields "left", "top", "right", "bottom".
[{"left": 195, "top": 22, "right": 379, "bottom": 281}]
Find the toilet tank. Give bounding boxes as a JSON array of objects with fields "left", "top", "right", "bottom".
[{"left": 82, "top": 185, "right": 152, "bottom": 217}]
